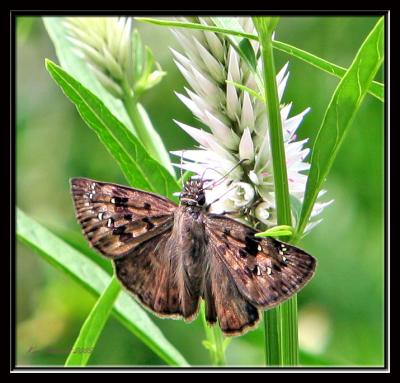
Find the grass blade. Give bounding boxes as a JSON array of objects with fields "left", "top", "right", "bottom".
[
  {"left": 136, "top": 17, "right": 383, "bottom": 101},
  {"left": 65, "top": 276, "right": 121, "bottom": 366},
  {"left": 45, "top": 59, "right": 179, "bottom": 201},
  {"left": 135, "top": 17, "right": 257, "bottom": 40},
  {"left": 295, "top": 17, "right": 384, "bottom": 240},
  {"left": 16, "top": 208, "right": 189, "bottom": 366},
  {"left": 272, "top": 40, "right": 383, "bottom": 102}
]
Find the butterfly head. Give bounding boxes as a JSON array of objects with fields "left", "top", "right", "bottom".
[{"left": 180, "top": 177, "right": 206, "bottom": 207}]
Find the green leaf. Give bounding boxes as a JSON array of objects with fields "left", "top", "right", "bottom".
[
  {"left": 272, "top": 40, "right": 384, "bottom": 102},
  {"left": 65, "top": 276, "right": 121, "bottom": 366},
  {"left": 136, "top": 17, "right": 383, "bottom": 101},
  {"left": 16, "top": 208, "right": 188, "bottom": 366},
  {"left": 255, "top": 225, "right": 294, "bottom": 238},
  {"left": 43, "top": 17, "right": 175, "bottom": 176},
  {"left": 45, "top": 59, "right": 179, "bottom": 200},
  {"left": 296, "top": 17, "right": 384, "bottom": 240},
  {"left": 51, "top": 227, "right": 113, "bottom": 275}
]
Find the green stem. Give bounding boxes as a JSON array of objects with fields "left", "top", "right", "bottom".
[
  {"left": 200, "top": 301, "right": 226, "bottom": 366},
  {"left": 280, "top": 295, "right": 299, "bottom": 365},
  {"left": 264, "top": 305, "right": 281, "bottom": 366},
  {"left": 254, "top": 16, "right": 298, "bottom": 367},
  {"left": 212, "top": 325, "right": 225, "bottom": 366},
  {"left": 122, "top": 95, "right": 160, "bottom": 162}
]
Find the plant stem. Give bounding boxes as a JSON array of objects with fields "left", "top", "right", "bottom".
[
  {"left": 123, "top": 95, "right": 159, "bottom": 160},
  {"left": 212, "top": 325, "right": 225, "bottom": 366},
  {"left": 264, "top": 305, "right": 281, "bottom": 366},
  {"left": 120, "top": 78, "right": 174, "bottom": 177},
  {"left": 200, "top": 301, "right": 226, "bottom": 366},
  {"left": 254, "top": 16, "right": 299, "bottom": 367},
  {"left": 280, "top": 295, "right": 299, "bottom": 365}
]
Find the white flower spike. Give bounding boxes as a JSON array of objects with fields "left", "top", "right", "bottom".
[
  {"left": 64, "top": 17, "right": 165, "bottom": 100},
  {"left": 170, "top": 17, "right": 331, "bottom": 233}
]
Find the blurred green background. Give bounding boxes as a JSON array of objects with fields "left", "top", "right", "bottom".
[{"left": 16, "top": 16, "right": 385, "bottom": 367}]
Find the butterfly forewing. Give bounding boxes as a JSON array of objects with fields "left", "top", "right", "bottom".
[
  {"left": 70, "top": 178, "right": 177, "bottom": 258},
  {"left": 205, "top": 214, "right": 316, "bottom": 308}
]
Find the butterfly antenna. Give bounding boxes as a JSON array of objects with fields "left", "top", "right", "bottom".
[
  {"left": 203, "top": 159, "right": 248, "bottom": 191},
  {"left": 199, "top": 166, "right": 225, "bottom": 183},
  {"left": 205, "top": 185, "right": 238, "bottom": 210}
]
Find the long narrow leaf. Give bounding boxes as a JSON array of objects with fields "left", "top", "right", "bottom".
[
  {"left": 16, "top": 208, "right": 189, "bottom": 366},
  {"left": 65, "top": 276, "right": 121, "bottom": 366},
  {"left": 272, "top": 40, "right": 383, "bottom": 102},
  {"left": 296, "top": 17, "right": 384, "bottom": 239},
  {"left": 45, "top": 59, "right": 179, "bottom": 200},
  {"left": 136, "top": 17, "right": 383, "bottom": 101}
]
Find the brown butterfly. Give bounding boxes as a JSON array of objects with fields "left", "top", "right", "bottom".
[{"left": 70, "top": 177, "right": 316, "bottom": 336}]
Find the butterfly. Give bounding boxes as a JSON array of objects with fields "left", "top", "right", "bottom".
[{"left": 70, "top": 177, "right": 316, "bottom": 336}]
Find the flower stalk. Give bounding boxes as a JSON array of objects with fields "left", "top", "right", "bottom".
[
  {"left": 254, "top": 16, "right": 298, "bottom": 366},
  {"left": 121, "top": 85, "right": 164, "bottom": 164}
]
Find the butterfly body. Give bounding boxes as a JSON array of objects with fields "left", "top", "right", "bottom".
[{"left": 71, "top": 177, "right": 316, "bottom": 336}]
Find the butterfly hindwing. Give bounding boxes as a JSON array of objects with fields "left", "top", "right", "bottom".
[
  {"left": 205, "top": 214, "right": 316, "bottom": 309},
  {"left": 113, "top": 230, "right": 185, "bottom": 318},
  {"left": 70, "top": 178, "right": 177, "bottom": 258},
  {"left": 114, "top": 206, "right": 204, "bottom": 320},
  {"left": 206, "top": 253, "right": 260, "bottom": 335}
]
